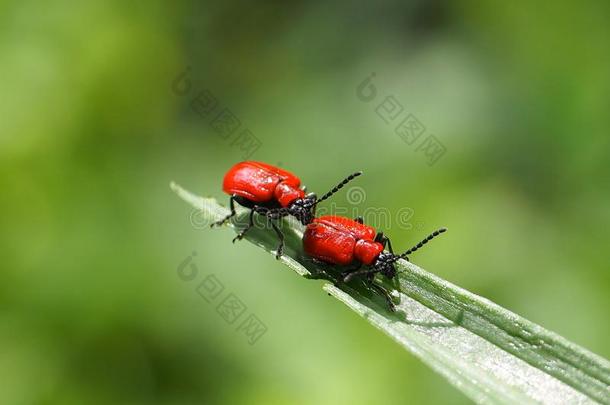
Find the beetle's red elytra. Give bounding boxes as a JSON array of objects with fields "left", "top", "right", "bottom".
[
  {"left": 303, "top": 216, "right": 383, "bottom": 266},
  {"left": 223, "top": 161, "right": 305, "bottom": 207},
  {"left": 214, "top": 161, "right": 362, "bottom": 259}
]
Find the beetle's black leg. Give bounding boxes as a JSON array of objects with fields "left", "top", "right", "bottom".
[
  {"left": 360, "top": 273, "right": 394, "bottom": 312},
  {"left": 232, "top": 209, "right": 255, "bottom": 243},
  {"left": 339, "top": 263, "right": 362, "bottom": 283},
  {"left": 342, "top": 268, "right": 380, "bottom": 284},
  {"left": 256, "top": 207, "right": 287, "bottom": 223},
  {"left": 211, "top": 195, "right": 237, "bottom": 227},
  {"left": 374, "top": 231, "right": 383, "bottom": 243},
  {"left": 248, "top": 204, "right": 264, "bottom": 216},
  {"left": 375, "top": 232, "right": 394, "bottom": 254},
  {"left": 304, "top": 258, "right": 331, "bottom": 279},
  {"left": 371, "top": 282, "right": 396, "bottom": 312},
  {"left": 270, "top": 220, "right": 285, "bottom": 259},
  {"left": 392, "top": 275, "right": 403, "bottom": 296},
  {"left": 305, "top": 259, "right": 340, "bottom": 283},
  {"left": 354, "top": 216, "right": 364, "bottom": 224},
  {"left": 385, "top": 238, "right": 395, "bottom": 255}
]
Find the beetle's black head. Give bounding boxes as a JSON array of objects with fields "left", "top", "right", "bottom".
[
  {"left": 288, "top": 193, "right": 317, "bottom": 225},
  {"left": 288, "top": 171, "right": 363, "bottom": 225},
  {"left": 372, "top": 252, "right": 398, "bottom": 280}
]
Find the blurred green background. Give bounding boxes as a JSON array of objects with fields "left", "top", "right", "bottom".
[{"left": 2, "top": 0, "right": 609, "bottom": 403}]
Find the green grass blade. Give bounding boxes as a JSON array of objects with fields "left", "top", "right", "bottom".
[{"left": 171, "top": 182, "right": 610, "bottom": 404}]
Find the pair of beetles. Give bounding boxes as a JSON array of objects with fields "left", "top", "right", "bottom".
[{"left": 213, "top": 161, "right": 447, "bottom": 311}]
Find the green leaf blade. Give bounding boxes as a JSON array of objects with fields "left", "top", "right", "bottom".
[{"left": 171, "top": 182, "right": 610, "bottom": 404}]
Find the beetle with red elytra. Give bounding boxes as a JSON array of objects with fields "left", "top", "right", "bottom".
[
  {"left": 303, "top": 215, "right": 447, "bottom": 310},
  {"left": 214, "top": 161, "right": 362, "bottom": 258}
]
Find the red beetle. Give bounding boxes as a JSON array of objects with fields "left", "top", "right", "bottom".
[
  {"left": 213, "top": 161, "right": 361, "bottom": 258},
  {"left": 303, "top": 215, "right": 447, "bottom": 310}
]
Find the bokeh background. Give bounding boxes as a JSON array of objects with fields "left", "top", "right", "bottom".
[{"left": 2, "top": 1, "right": 609, "bottom": 403}]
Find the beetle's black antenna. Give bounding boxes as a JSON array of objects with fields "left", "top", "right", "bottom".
[
  {"left": 315, "top": 171, "right": 362, "bottom": 205},
  {"left": 394, "top": 228, "right": 447, "bottom": 261}
]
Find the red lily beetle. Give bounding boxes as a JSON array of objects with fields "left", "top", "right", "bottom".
[
  {"left": 213, "top": 161, "right": 361, "bottom": 258},
  {"left": 303, "top": 215, "right": 447, "bottom": 310}
]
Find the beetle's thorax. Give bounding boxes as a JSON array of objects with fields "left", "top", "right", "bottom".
[
  {"left": 354, "top": 239, "right": 384, "bottom": 265},
  {"left": 274, "top": 181, "right": 306, "bottom": 208}
]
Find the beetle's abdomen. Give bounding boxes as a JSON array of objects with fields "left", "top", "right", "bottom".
[
  {"left": 303, "top": 221, "right": 356, "bottom": 265},
  {"left": 274, "top": 181, "right": 305, "bottom": 207}
]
